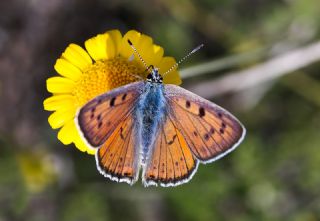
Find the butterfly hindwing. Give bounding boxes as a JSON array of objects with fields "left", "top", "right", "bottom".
[
  {"left": 96, "top": 113, "right": 140, "bottom": 184},
  {"left": 164, "top": 84, "right": 246, "bottom": 163},
  {"left": 77, "top": 81, "right": 143, "bottom": 148},
  {"left": 143, "top": 115, "right": 198, "bottom": 187}
]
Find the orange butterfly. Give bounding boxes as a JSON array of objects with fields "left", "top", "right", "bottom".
[{"left": 76, "top": 41, "right": 246, "bottom": 187}]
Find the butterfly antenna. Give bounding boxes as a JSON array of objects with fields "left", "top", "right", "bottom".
[
  {"left": 128, "top": 39, "right": 150, "bottom": 71},
  {"left": 162, "top": 44, "right": 204, "bottom": 77}
]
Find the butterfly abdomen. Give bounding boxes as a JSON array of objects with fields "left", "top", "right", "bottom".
[{"left": 136, "top": 82, "right": 166, "bottom": 163}]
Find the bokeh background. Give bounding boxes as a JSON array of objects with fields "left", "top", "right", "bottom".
[{"left": 1, "top": 0, "right": 320, "bottom": 220}]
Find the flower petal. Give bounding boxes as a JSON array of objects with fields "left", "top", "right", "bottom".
[
  {"left": 58, "top": 120, "right": 95, "bottom": 154},
  {"left": 84, "top": 35, "right": 106, "bottom": 61},
  {"left": 54, "top": 58, "right": 82, "bottom": 81},
  {"left": 107, "top": 29, "right": 122, "bottom": 55},
  {"left": 136, "top": 34, "right": 154, "bottom": 67},
  {"left": 46, "top": 77, "right": 75, "bottom": 93},
  {"left": 43, "top": 95, "right": 76, "bottom": 111},
  {"left": 164, "top": 69, "right": 181, "bottom": 85},
  {"left": 62, "top": 44, "right": 92, "bottom": 71},
  {"left": 85, "top": 33, "right": 115, "bottom": 61},
  {"left": 158, "top": 57, "right": 182, "bottom": 85},
  {"left": 120, "top": 31, "right": 165, "bottom": 70},
  {"left": 105, "top": 34, "right": 116, "bottom": 59},
  {"left": 152, "top": 45, "right": 164, "bottom": 66},
  {"left": 73, "top": 134, "right": 91, "bottom": 153},
  {"left": 48, "top": 108, "right": 75, "bottom": 129},
  {"left": 120, "top": 30, "right": 141, "bottom": 60},
  {"left": 86, "top": 147, "right": 95, "bottom": 155},
  {"left": 57, "top": 120, "right": 77, "bottom": 145}
]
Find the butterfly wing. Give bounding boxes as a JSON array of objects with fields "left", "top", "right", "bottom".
[
  {"left": 142, "top": 114, "right": 198, "bottom": 187},
  {"left": 164, "top": 84, "right": 246, "bottom": 163},
  {"left": 76, "top": 81, "right": 144, "bottom": 184},
  {"left": 142, "top": 84, "right": 245, "bottom": 187},
  {"left": 76, "top": 81, "right": 143, "bottom": 148},
  {"left": 95, "top": 112, "right": 140, "bottom": 184}
]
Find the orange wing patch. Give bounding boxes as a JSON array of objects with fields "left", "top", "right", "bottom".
[
  {"left": 165, "top": 84, "right": 245, "bottom": 163},
  {"left": 143, "top": 116, "right": 197, "bottom": 187},
  {"left": 77, "top": 82, "right": 143, "bottom": 147},
  {"left": 96, "top": 115, "right": 139, "bottom": 184}
]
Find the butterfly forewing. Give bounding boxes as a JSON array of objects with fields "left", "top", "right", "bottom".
[
  {"left": 77, "top": 81, "right": 143, "bottom": 148},
  {"left": 164, "top": 84, "right": 246, "bottom": 163},
  {"left": 143, "top": 116, "right": 198, "bottom": 187}
]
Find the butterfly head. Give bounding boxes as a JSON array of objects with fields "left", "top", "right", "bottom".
[{"left": 146, "top": 67, "right": 163, "bottom": 84}]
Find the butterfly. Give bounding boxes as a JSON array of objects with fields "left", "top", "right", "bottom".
[{"left": 76, "top": 41, "right": 246, "bottom": 187}]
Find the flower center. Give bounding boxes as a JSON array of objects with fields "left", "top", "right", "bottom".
[{"left": 73, "top": 57, "right": 144, "bottom": 106}]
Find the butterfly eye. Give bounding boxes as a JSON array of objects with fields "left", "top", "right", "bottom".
[{"left": 147, "top": 74, "right": 152, "bottom": 80}]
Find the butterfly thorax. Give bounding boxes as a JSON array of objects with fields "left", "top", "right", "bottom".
[{"left": 136, "top": 80, "right": 166, "bottom": 164}]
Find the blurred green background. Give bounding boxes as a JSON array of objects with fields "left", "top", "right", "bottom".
[{"left": 1, "top": 0, "right": 320, "bottom": 220}]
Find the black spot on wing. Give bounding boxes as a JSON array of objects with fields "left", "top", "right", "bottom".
[
  {"left": 120, "top": 127, "right": 125, "bottom": 140},
  {"left": 122, "top": 93, "right": 127, "bottom": 101},
  {"left": 199, "top": 107, "right": 205, "bottom": 117},
  {"left": 98, "top": 121, "right": 103, "bottom": 128},
  {"left": 110, "top": 97, "right": 116, "bottom": 107},
  {"left": 167, "top": 134, "right": 177, "bottom": 145},
  {"left": 186, "top": 101, "right": 191, "bottom": 108}
]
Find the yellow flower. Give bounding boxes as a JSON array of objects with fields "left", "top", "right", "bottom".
[
  {"left": 18, "top": 152, "right": 58, "bottom": 193},
  {"left": 43, "top": 29, "right": 182, "bottom": 154}
]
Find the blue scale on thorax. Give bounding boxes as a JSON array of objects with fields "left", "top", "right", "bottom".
[{"left": 135, "top": 68, "right": 166, "bottom": 163}]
